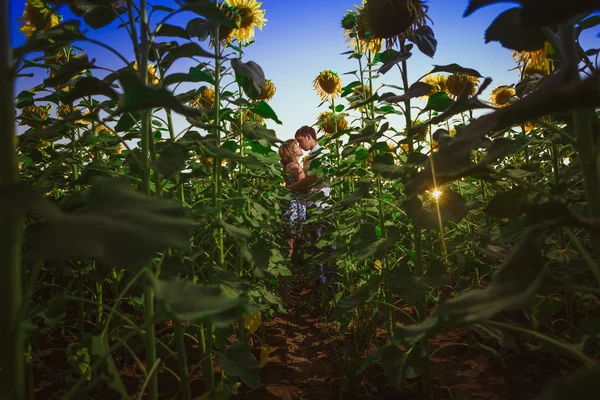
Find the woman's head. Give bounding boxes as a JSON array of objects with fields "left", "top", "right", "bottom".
[{"left": 278, "top": 139, "right": 303, "bottom": 166}]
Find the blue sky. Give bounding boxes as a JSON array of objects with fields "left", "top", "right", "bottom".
[{"left": 11, "top": 1, "right": 600, "bottom": 140}]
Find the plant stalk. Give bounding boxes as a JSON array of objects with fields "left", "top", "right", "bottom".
[{"left": 0, "top": 0, "right": 25, "bottom": 395}]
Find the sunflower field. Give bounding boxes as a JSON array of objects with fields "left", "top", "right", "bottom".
[{"left": 2, "top": 0, "right": 600, "bottom": 399}]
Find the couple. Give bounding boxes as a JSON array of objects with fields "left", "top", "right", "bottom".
[{"left": 278, "top": 126, "right": 336, "bottom": 295}]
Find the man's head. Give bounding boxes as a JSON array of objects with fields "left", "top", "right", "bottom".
[{"left": 294, "top": 125, "right": 317, "bottom": 151}]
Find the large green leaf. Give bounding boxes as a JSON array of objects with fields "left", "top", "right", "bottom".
[
  {"left": 153, "top": 279, "right": 246, "bottom": 327},
  {"left": 536, "top": 366, "right": 600, "bottom": 400},
  {"left": 43, "top": 54, "right": 94, "bottom": 88},
  {"left": 180, "top": 0, "right": 239, "bottom": 29},
  {"left": 4, "top": 177, "right": 192, "bottom": 266},
  {"left": 485, "top": 7, "right": 546, "bottom": 51},
  {"left": 118, "top": 71, "right": 203, "bottom": 117},
  {"left": 215, "top": 343, "right": 261, "bottom": 389},
  {"left": 231, "top": 59, "right": 266, "bottom": 99},
  {"left": 394, "top": 226, "right": 547, "bottom": 345},
  {"left": 249, "top": 101, "right": 282, "bottom": 125},
  {"left": 91, "top": 334, "right": 127, "bottom": 397}
]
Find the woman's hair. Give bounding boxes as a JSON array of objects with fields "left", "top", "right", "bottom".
[{"left": 278, "top": 139, "right": 298, "bottom": 167}]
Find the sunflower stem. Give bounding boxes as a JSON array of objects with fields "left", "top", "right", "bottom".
[
  {"left": 0, "top": 0, "right": 25, "bottom": 396},
  {"left": 400, "top": 38, "right": 433, "bottom": 400}
]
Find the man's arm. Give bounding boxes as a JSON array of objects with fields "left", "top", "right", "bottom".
[{"left": 286, "top": 174, "right": 318, "bottom": 193}]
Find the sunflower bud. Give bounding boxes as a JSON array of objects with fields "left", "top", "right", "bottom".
[{"left": 341, "top": 11, "right": 358, "bottom": 30}]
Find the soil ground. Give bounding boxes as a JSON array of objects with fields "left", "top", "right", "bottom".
[{"left": 32, "top": 281, "right": 572, "bottom": 400}]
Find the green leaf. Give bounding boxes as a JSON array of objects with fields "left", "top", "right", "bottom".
[
  {"left": 215, "top": 343, "right": 261, "bottom": 389},
  {"left": 378, "top": 50, "right": 412, "bottom": 75},
  {"left": 428, "top": 63, "right": 482, "bottom": 78},
  {"left": 162, "top": 43, "right": 216, "bottom": 69},
  {"left": 339, "top": 178, "right": 372, "bottom": 206},
  {"left": 66, "top": 343, "right": 91, "bottom": 378},
  {"left": 485, "top": 7, "right": 546, "bottom": 51},
  {"left": 249, "top": 101, "right": 282, "bottom": 125},
  {"left": 43, "top": 54, "right": 94, "bottom": 87},
  {"left": 425, "top": 92, "right": 455, "bottom": 112},
  {"left": 219, "top": 220, "right": 252, "bottom": 240},
  {"left": 232, "top": 59, "right": 266, "bottom": 99},
  {"left": 155, "top": 23, "right": 189, "bottom": 38},
  {"left": 70, "top": 3, "right": 126, "bottom": 29},
  {"left": 152, "top": 144, "right": 188, "bottom": 176},
  {"left": 20, "top": 177, "right": 192, "bottom": 266},
  {"left": 464, "top": 0, "right": 515, "bottom": 17},
  {"left": 62, "top": 77, "right": 119, "bottom": 103},
  {"left": 371, "top": 163, "right": 411, "bottom": 179},
  {"left": 380, "top": 345, "right": 427, "bottom": 389},
  {"left": 535, "top": 366, "right": 600, "bottom": 400},
  {"left": 181, "top": 0, "right": 239, "bottom": 29},
  {"left": 382, "top": 82, "right": 432, "bottom": 104},
  {"left": 404, "top": 190, "right": 469, "bottom": 230},
  {"left": 407, "top": 25, "right": 437, "bottom": 58},
  {"left": 242, "top": 122, "right": 280, "bottom": 144},
  {"left": 91, "top": 335, "right": 127, "bottom": 397},
  {"left": 153, "top": 279, "right": 246, "bottom": 327},
  {"left": 187, "top": 18, "right": 218, "bottom": 40},
  {"left": 189, "top": 66, "right": 216, "bottom": 85},
  {"left": 484, "top": 187, "right": 527, "bottom": 218},
  {"left": 394, "top": 226, "right": 547, "bottom": 345},
  {"left": 118, "top": 71, "right": 203, "bottom": 118}
]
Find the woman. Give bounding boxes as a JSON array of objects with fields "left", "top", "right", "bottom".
[{"left": 278, "top": 139, "right": 307, "bottom": 258}]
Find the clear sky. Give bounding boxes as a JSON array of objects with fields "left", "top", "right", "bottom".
[{"left": 10, "top": 1, "right": 600, "bottom": 140}]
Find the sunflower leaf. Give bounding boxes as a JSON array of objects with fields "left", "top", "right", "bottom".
[
  {"left": 180, "top": 0, "right": 239, "bottom": 29},
  {"left": 249, "top": 101, "right": 282, "bottom": 125},
  {"left": 408, "top": 25, "right": 437, "bottom": 58},
  {"left": 429, "top": 63, "right": 482, "bottom": 77},
  {"left": 485, "top": 7, "right": 546, "bottom": 51},
  {"left": 232, "top": 59, "right": 266, "bottom": 99}
]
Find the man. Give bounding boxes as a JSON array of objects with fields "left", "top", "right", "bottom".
[{"left": 287, "top": 126, "right": 337, "bottom": 294}]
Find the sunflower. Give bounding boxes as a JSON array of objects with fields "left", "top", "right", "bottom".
[
  {"left": 223, "top": 0, "right": 267, "bottom": 44},
  {"left": 317, "top": 112, "right": 348, "bottom": 135},
  {"left": 19, "top": 105, "right": 51, "bottom": 127},
  {"left": 446, "top": 73, "right": 479, "bottom": 98},
  {"left": 343, "top": 2, "right": 383, "bottom": 55},
  {"left": 94, "top": 124, "right": 115, "bottom": 136},
  {"left": 412, "top": 119, "right": 428, "bottom": 140},
  {"left": 313, "top": 70, "right": 343, "bottom": 101},
  {"left": 189, "top": 87, "right": 216, "bottom": 109},
  {"left": 421, "top": 74, "right": 447, "bottom": 98},
  {"left": 57, "top": 104, "right": 76, "bottom": 119},
  {"left": 230, "top": 109, "right": 265, "bottom": 133},
  {"left": 348, "top": 84, "right": 372, "bottom": 109},
  {"left": 256, "top": 79, "right": 276, "bottom": 101},
  {"left": 490, "top": 86, "right": 516, "bottom": 108},
  {"left": 133, "top": 62, "right": 160, "bottom": 85},
  {"left": 365, "top": 0, "right": 431, "bottom": 47},
  {"left": 19, "top": 0, "right": 60, "bottom": 39},
  {"left": 513, "top": 42, "right": 554, "bottom": 76}
]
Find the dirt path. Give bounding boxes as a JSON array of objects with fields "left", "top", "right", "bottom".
[{"left": 241, "top": 288, "right": 341, "bottom": 399}]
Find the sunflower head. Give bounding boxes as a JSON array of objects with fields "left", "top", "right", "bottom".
[
  {"left": 19, "top": 104, "right": 52, "bottom": 127},
  {"left": 421, "top": 74, "right": 447, "bottom": 98},
  {"left": 343, "top": 2, "right": 382, "bottom": 54},
  {"left": 256, "top": 79, "right": 276, "bottom": 101},
  {"left": 446, "top": 73, "right": 480, "bottom": 98},
  {"left": 313, "top": 70, "right": 343, "bottom": 101},
  {"left": 94, "top": 125, "right": 115, "bottom": 136},
  {"left": 57, "top": 104, "right": 76, "bottom": 119},
  {"left": 133, "top": 62, "right": 160, "bottom": 85},
  {"left": 348, "top": 84, "right": 372, "bottom": 109},
  {"left": 19, "top": 0, "right": 61, "bottom": 39},
  {"left": 365, "top": 0, "right": 430, "bottom": 46},
  {"left": 341, "top": 10, "right": 358, "bottom": 30},
  {"left": 189, "top": 86, "right": 216, "bottom": 109},
  {"left": 222, "top": 0, "right": 267, "bottom": 44},
  {"left": 230, "top": 109, "right": 265, "bottom": 133},
  {"left": 513, "top": 41, "right": 554, "bottom": 76},
  {"left": 490, "top": 86, "right": 516, "bottom": 108},
  {"left": 317, "top": 112, "right": 348, "bottom": 135}
]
